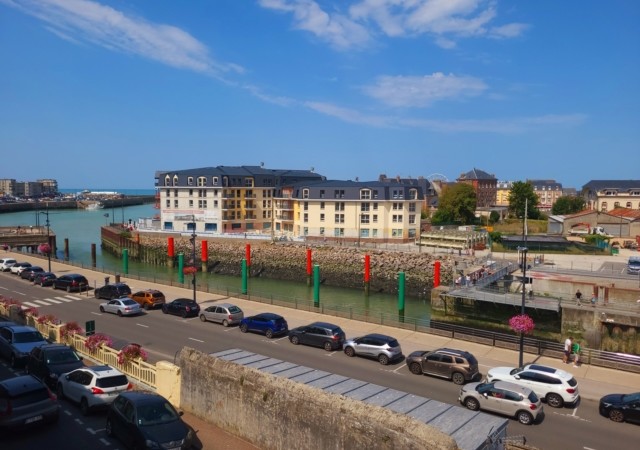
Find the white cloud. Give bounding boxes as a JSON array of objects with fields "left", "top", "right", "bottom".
[
  {"left": 305, "top": 101, "right": 392, "bottom": 127},
  {"left": 3, "top": 0, "right": 243, "bottom": 76},
  {"left": 363, "top": 73, "right": 487, "bottom": 108},
  {"left": 489, "top": 22, "right": 530, "bottom": 39}
]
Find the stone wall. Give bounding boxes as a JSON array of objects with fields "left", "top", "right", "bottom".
[{"left": 178, "top": 347, "right": 458, "bottom": 450}]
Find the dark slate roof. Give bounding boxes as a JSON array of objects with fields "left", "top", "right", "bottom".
[
  {"left": 581, "top": 180, "right": 640, "bottom": 191},
  {"left": 502, "top": 235, "right": 570, "bottom": 244},
  {"left": 528, "top": 180, "right": 562, "bottom": 189},
  {"left": 289, "top": 179, "right": 424, "bottom": 201},
  {"left": 457, "top": 168, "right": 496, "bottom": 181}
]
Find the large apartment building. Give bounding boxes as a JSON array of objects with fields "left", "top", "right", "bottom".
[
  {"left": 456, "top": 168, "right": 497, "bottom": 208},
  {"left": 529, "top": 179, "right": 563, "bottom": 212},
  {"left": 582, "top": 180, "right": 640, "bottom": 212}
]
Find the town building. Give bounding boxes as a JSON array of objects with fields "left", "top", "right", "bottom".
[
  {"left": 495, "top": 181, "right": 513, "bottom": 207},
  {"left": 456, "top": 168, "right": 497, "bottom": 208},
  {"left": 528, "top": 179, "right": 563, "bottom": 212},
  {"left": 581, "top": 180, "right": 640, "bottom": 211}
]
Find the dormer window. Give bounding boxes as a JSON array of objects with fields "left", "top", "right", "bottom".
[
  {"left": 172, "top": 175, "right": 179, "bottom": 186},
  {"left": 188, "top": 177, "right": 194, "bottom": 186}
]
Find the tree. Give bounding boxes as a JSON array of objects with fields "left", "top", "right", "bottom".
[
  {"left": 551, "top": 196, "right": 586, "bottom": 215},
  {"left": 508, "top": 181, "right": 541, "bottom": 220},
  {"left": 489, "top": 210, "right": 500, "bottom": 224},
  {"left": 432, "top": 183, "right": 477, "bottom": 225}
]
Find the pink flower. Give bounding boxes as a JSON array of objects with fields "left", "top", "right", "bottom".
[
  {"left": 509, "top": 314, "right": 535, "bottom": 334},
  {"left": 85, "top": 333, "right": 113, "bottom": 352},
  {"left": 117, "top": 343, "right": 148, "bottom": 364}
]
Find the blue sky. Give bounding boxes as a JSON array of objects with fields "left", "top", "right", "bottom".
[{"left": 1, "top": 1, "right": 638, "bottom": 190}]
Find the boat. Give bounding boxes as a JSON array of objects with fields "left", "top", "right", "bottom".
[{"left": 86, "top": 202, "right": 104, "bottom": 210}]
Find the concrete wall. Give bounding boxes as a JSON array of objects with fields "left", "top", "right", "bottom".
[{"left": 178, "top": 348, "right": 458, "bottom": 450}]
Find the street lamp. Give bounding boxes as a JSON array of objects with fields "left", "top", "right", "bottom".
[
  {"left": 39, "top": 205, "right": 51, "bottom": 272},
  {"left": 517, "top": 198, "right": 529, "bottom": 368},
  {"left": 189, "top": 215, "right": 197, "bottom": 303}
]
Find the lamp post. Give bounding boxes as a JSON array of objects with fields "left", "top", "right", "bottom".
[
  {"left": 517, "top": 198, "right": 529, "bottom": 367},
  {"left": 189, "top": 215, "right": 197, "bottom": 303},
  {"left": 39, "top": 205, "right": 51, "bottom": 272}
]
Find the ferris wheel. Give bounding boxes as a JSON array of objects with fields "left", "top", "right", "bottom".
[{"left": 426, "top": 173, "right": 449, "bottom": 182}]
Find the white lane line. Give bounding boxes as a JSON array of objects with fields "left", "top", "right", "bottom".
[
  {"left": 55, "top": 297, "right": 74, "bottom": 302},
  {"left": 87, "top": 428, "right": 97, "bottom": 435},
  {"left": 12, "top": 291, "right": 27, "bottom": 296},
  {"left": 393, "top": 363, "right": 407, "bottom": 373},
  {"left": 188, "top": 337, "right": 205, "bottom": 343},
  {"left": 99, "top": 438, "right": 111, "bottom": 445},
  {"left": 0, "top": 286, "right": 8, "bottom": 291},
  {"left": 65, "top": 295, "right": 81, "bottom": 300},
  {"left": 23, "top": 302, "right": 40, "bottom": 308},
  {"left": 64, "top": 410, "right": 72, "bottom": 416},
  {"left": 44, "top": 298, "right": 62, "bottom": 304},
  {"left": 74, "top": 418, "right": 84, "bottom": 425},
  {"left": 91, "top": 312, "right": 103, "bottom": 316},
  {"left": 137, "top": 323, "right": 149, "bottom": 328},
  {"left": 34, "top": 300, "right": 52, "bottom": 306}
]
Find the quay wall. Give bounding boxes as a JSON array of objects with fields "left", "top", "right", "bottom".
[{"left": 0, "top": 196, "right": 155, "bottom": 214}]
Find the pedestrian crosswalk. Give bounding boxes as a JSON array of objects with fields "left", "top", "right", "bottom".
[{"left": 21, "top": 295, "right": 84, "bottom": 309}]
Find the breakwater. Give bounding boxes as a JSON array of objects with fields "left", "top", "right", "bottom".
[{"left": 0, "top": 196, "right": 155, "bottom": 214}]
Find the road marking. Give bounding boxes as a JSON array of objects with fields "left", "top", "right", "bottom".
[
  {"left": 56, "top": 296, "right": 74, "bottom": 302},
  {"left": 91, "top": 312, "right": 103, "bottom": 316},
  {"left": 13, "top": 291, "right": 27, "bottom": 296},
  {"left": 34, "top": 300, "right": 51, "bottom": 306},
  {"left": 137, "top": 323, "right": 149, "bottom": 328},
  {"left": 75, "top": 418, "right": 84, "bottom": 425},
  {"left": 0, "top": 286, "right": 8, "bottom": 290},
  {"left": 23, "top": 302, "right": 40, "bottom": 308},
  {"left": 87, "top": 427, "right": 97, "bottom": 435},
  {"left": 393, "top": 363, "right": 407, "bottom": 373},
  {"left": 64, "top": 410, "right": 72, "bottom": 416},
  {"left": 188, "top": 337, "right": 205, "bottom": 343},
  {"left": 99, "top": 438, "right": 111, "bottom": 445},
  {"left": 44, "top": 298, "right": 62, "bottom": 304},
  {"left": 65, "top": 295, "right": 81, "bottom": 300}
]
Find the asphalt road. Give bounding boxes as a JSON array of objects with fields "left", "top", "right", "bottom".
[{"left": 0, "top": 271, "right": 638, "bottom": 450}]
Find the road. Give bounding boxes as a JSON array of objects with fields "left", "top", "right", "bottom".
[{"left": 0, "top": 271, "right": 638, "bottom": 450}]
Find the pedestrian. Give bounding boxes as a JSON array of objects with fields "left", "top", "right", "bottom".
[
  {"left": 572, "top": 341, "right": 581, "bottom": 367},
  {"left": 562, "top": 336, "right": 573, "bottom": 364},
  {"left": 575, "top": 289, "right": 582, "bottom": 306},
  {"left": 591, "top": 295, "right": 597, "bottom": 307}
]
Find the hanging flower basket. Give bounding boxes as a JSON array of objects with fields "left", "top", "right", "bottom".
[
  {"left": 38, "top": 243, "right": 51, "bottom": 254},
  {"left": 85, "top": 333, "right": 114, "bottom": 352},
  {"left": 118, "top": 343, "right": 148, "bottom": 365},
  {"left": 183, "top": 266, "right": 197, "bottom": 275},
  {"left": 508, "top": 314, "right": 535, "bottom": 334},
  {"left": 60, "top": 321, "right": 83, "bottom": 340},
  {"left": 37, "top": 314, "right": 59, "bottom": 325}
]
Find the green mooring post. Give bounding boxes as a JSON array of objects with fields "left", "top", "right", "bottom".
[
  {"left": 313, "top": 264, "right": 320, "bottom": 307},
  {"left": 178, "top": 253, "right": 184, "bottom": 284},
  {"left": 398, "top": 271, "right": 405, "bottom": 322},
  {"left": 242, "top": 258, "right": 248, "bottom": 295},
  {"left": 122, "top": 248, "right": 129, "bottom": 275}
]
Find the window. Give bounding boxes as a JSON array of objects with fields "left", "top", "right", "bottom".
[
  {"left": 174, "top": 189, "right": 178, "bottom": 197},
  {"left": 189, "top": 200, "right": 194, "bottom": 207},
  {"left": 627, "top": 202, "right": 632, "bottom": 208},
  {"left": 172, "top": 175, "right": 178, "bottom": 186},
  {"left": 189, "top": 189, "right": 193, "bottom": 197},
  {"left": 198, "top": 200, "right": 207, "bottom": 208},
  {"left": 303, "top": 213, "right": 308, "bottom": 223},
  {"left": 392, "top": 189, "right": 403, "bottom": 199},
  {"left": 393, "top": 202, "right": 402, "bottom": 210},
  {"left": 373, "top": 190, "right": 379, "bottom": 199},
  {"left": 320, "top": 213, "right": 325, "bottom": 222},
  {"left": 197, "top": 177, "right": 206, "bottom": 187},
  {"left": 335, "top": 214, "right": 344, "bottom": 224},
  {"left": 334, "top": 190, "right": 345, "bottom": 199},
  {"left": 373, "top": 203, "right": 378, "bottom": 210},
  {"left": 244, "top": 178, "right": 254, "bottom": 187},
  {"left": 409, "top": 203, "right": 416, "bottom": 212},
  {"left": 320, "top": 202, "right": 325, "bottom": 210},
  {"left": 188, "top": 177, "right": 193, "bottom": 186},
  {"left": 174, "top": 200, "right": 178, "bottom": 208},
  {"left": 335, "top": 202, "right": 345, "bottom": 211},
  {"left": 320, "top": 190, "right": 325, "bottom": 199},
  {"left": 303, "top": 189, "right": 309, "bottom": 199},
  {"left": 165, "top": 189, "right": 170, "bottom": 197},
  {"left": 409, "top": 214, "right": 416, "bottom": 224},
  {"left": 392, "top": 229, "right": 402, "bottom": 237},
  {"left": 360, "top": 190, "right": 371, "bottom": 200},
  {"left": 304, "top": 202, "right": 308, "bottom": 211},
  {"left": 334, "top": 228, "right": 344, "bottom": 237},
  {"left": 303, "top": 227, "right": 308, "bottom": 235},
  {"left": 372, "top": 229, "right": 378, "bottom": 237},
  {"left": 360, "top": 214, "right": 370, "bottom": 224},
  {"left": 165, "top": 175, "right": 171, "bottom": 186},
  {"left": 360, "top": 229, "right": 369, "bottom": 237},
  {"left": 409, "top": 189, "right": 417, "bottom": 200},
  {"left": 320, "top": 227, "right": 325, "bottom": 235},
  {"left": 408, "top": 229, "right": 416, "bottom": 238},
  {"left": 166, "top": 200, "right": 170, "bottom": 208},
  {"left": 393, "top": 214, "right": 403, "bottom": 223},
  {"left": 212, "top": 176, "right": 218, "bottom": 185},
  {"left": 361, "top": 202, "right": 370, "bottom": 212}
]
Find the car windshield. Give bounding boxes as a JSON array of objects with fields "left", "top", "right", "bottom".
[
  {"left": 46, "top": 350, "right": 81, "bottom": 364},
  {"left": 13, "top": 331, "right": 45, "bottom": 343},
  {"left": 510, "top": 367, "right": 524, "bottom": 376},
  {"left": 623, "top": 393, "right": 640, "bottom": 402},
  {"left": 527, "top": 391, "right": 539, "bottom": 403},
  {"left": 137, "top": 402, "right": 179, "bottom": 426},
  {"left": 476, "top": 383, "right": 494, "bottom": 393},
  {"left": 567, "top": 377, "right": 578, "bottom": 387},
  {"left": 228, "top": 306, "right": 241, "bottom": 313}
]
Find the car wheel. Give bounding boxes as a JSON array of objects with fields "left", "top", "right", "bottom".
[
  {"left": 117, "top": 310, "right": 123, "bottom": 317},
  {"left": 56, "top": 383, "right": 64, "bottom": 399},
  {"left": 407, "top": 363, "right": 421, "bottom": 375},
  {"left": 162, "top": 307, "right": 168, "bottom": 314},
  {"left": 452, "top": 372, "right": 465, "bottom": 385},
  {"left": 144, "top": 304, "right": 150, "bottom": 310},
  {"left": 517, "top": 411, "right": 534, "bottom": 425},
  {"left": 10, "top": 354, "right": 17, "bottom": 368},
  {"left": 222, "top": 319, "right": 229, "bottom": 327},
  {"left": 378, "top": 354, "right": 390, "bottom": 365},
  {"left": 464, "top": 397, "right": 480, "bottom": 411},
  {"left": 199, "top": 314, "right": 207, "bottom": 322},
  {"left": 105, "top": 418, "right": 114, "bottom": 437},
  {"left": 94, "top": 291, "right": 100, "bottom": 298},
  {"left": 609, "top": 409, "right": 625, "bottom": 423},
  {"left": 546, "top": 393, "right": 564, "bottom": 408},
  {"left": 323, "top": 341, "right": 333, "bottom": 352},
  {"left": 265, "top": 329, "right": 274, "bottom": 339},
  {"left": 344, "top": 347, "right": 355, "bottom": 357},
  {"left": 80, "top": 398, "right": 90, "bottom": 416},
  {"left": 99, "top": 306, "right": 105, "bottom": 313},
  {"left": 240, "top": 323, "right": 248, "bottom": 333},
  {"left": 290, "top": 335, "right": 300, "bottom": 345},
  {"left": 181, "top": 310, "right": 188, "bottom": 318}
]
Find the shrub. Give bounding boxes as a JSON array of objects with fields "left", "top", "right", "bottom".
[
  {"left": 60, "top": 321, "right": 83, "bottom": 339},
  {"left": 85, "top": 333, "right": 114, "bottom": 352}
]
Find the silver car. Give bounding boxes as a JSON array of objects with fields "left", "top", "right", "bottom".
[
  {"left": 99, "top": 298, "right": 142, "bottom": 317},
  {"left": 199, "top": 302, "right": 244, "bottom": 327},
  {"left": 459, "top": 381, "right": 543, "bottom": 425},
  {"left": 57, "top": 365, "right": 131, "bottom": 415},
  {"left": 343, "top": 333, "right": 403, "bottom": 365}
]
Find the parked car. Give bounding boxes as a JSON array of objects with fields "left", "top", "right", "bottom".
[
  {"left": 486, "top": 363, "right": 579, "bottom": 408},
  {"left": 106, "top": 391, "right": 193, "bottom": 450},
  {"left": 0, "top": 325, "right": 48, "bottom": 368},
  {"left": 162, "top": 298, "right": 200, "bottom": 318},
  {"left": 57, "top": 365, "right": 132, "bottom": 415},
  {"left": 19, "top": 266, "right": 44, "bottom": 281},
  {"left": 10, "top": 262, "right": 32, "bottom": 275},
  {"left": 239, "top": 313, "right": 288, "bottom": 339},
  {"left": 0, "top": 258, "right": 17, "bottom": 271},
  {"left": 99, "top": 298, "right": 142, "bottom": 317},
  {"left": 52, "top": 274, "right": 88, "bottom": 292},
  {"left": 94, "top": 283, "right": 132, "bottom": 300},
  {"left": 288, "top": 321, "right": 345, "bottom": 351},
  {"left": 199, "top": 302, "right": 244, "bottom": 327},
  {"left": 599, "top": 392, "right": 640, "bottom": 424},
  {"left": 33, "top": 272, "right": 57, "bottom": 287},
  {"left": 343, "top": 333, "right": 403, "bottom": 365},
  {"left": 406, "top": 348, "right": 480, "bottom": 385},
  {"left": 459, "top": 381, "right": 543, "bottom": 425},
  {"left": 129, "top": 289, "right": 166, "bottom": 310},
  {"left": 26, "top": 344, "right": 85, "bottom": 389},
  {"left": 0, "top": 375, "right": 60, "bottom": 431}
]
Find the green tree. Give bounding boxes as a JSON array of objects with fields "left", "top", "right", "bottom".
[
  {"left": 489, "top": 210, "right": 501, "bottom": 224},
  {"left": 432, "top": 183, "right": 477, "bottom": 225},
  {"left": 508, "top": 181, "right": 541, "bottom": 219},
  {"left": 551, "top": 196, "right": 586, "bottom": 215}
]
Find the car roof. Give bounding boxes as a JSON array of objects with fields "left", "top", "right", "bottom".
[
  {"left": 76, "top": 365, "right": 124, "bottom": 378},
  {"left": 363, "top": 333, "right": 396, "bottom": 341},
  {"left": 2, "top": 325, "right": 39, "bottom": 333},
  {"left": 253, "top": 313, "right": 283, "bottom": 319},
  {"left": 118, "top": 391, "right": 167, "bottom": 404},
  {"left": 308, "top": 321, "right": 341, "bottom": 329},
  {"left": 39, "top": 343, "right": 73, "bottom": 352},
  {"left": 493, "top": 381, "right": 534, "bottom": 395},
  {"left": 0, "top": 375, "right": 47, "bottom": 395},
  {"left": 434, "top": 348, "right": 472, "bottom": 357},
  {"left": 63, "top": 273, "right": 86, "bottom": 278},
  {"left": 524, "top": 364, "right": 573, "bottom": 379},
  {"left": 211, "top": 302, "right": 238, "bottom": 308}
]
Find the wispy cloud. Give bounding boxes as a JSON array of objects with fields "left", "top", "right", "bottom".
[
  {"left": 304, "top": 101, "right": 392, "bottom": 127},
  {"left": 2, "top": 0, "right": 243, "bottom": 76},
  {"left": 261, "top": 0, "right": 529, "bottom": 50},
  {"left": 363, "top": 73, "right": 487, "bottom": 108}
]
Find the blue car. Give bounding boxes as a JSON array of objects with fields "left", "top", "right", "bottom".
[
  {"left": 0, "top": 325, "right": 49, "bottom": 368},
  {"left": 239, "top": 313, "right": 288, "bottom": 339}
]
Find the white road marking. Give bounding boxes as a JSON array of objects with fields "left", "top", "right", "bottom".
[
  {"left": 0, "top": 286, "right": 8, "bottom": 290},
  {"left": 74, "top": 418, "right": 84, "bottom": 425},
  {"left": 91, "top": 312, "right": 103, "bottom": 316},
  {"left": 23, "top": 302, "right": 40, "bottom": 308},
  {"left": 137, "top": 323, "right": 149, "bottom": 328},
  {"left": 56, "top": 297, "right": 74, "bottom": 302},
  {"left": 188, "top": 337, "right": 205, "bottom": 343},
  {"left": 393, "top": 363, "right": 407, "bottom": 373},
  {"left": 12, "top": 291, "right": 27, "bottom": 296},
  {"left": 87, "top": 428, "right": 97, "bottom": 435},
  {"left": 44, "top": 298, "right": 62, "bottom": 304},
  {"left": 64, "top": 410, "right": 72, "bottom": 416},
  {"left": 99, "top": 438, "right": 111, "bottom": 445},
  {"left": 65, "top": 295, "right": 81, "bottom": 300},
  {"left": 34, "top": 300, "right": 51, "bottom": 306}
]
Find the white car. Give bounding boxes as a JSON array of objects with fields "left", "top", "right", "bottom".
[
  {"left": 0, "top": 258, "right": 17, "bottom": 271},
  {"left": 99, "top": 298, "right": 142, "bottom": 317},
  {"left": 57, "top": 365, "right": 131, "bottom": 415},
  {"left": 10, "top": 262, "right": 32, "bottom": 275},
  {"left": 486, "top": 363, "right": 579, "bottom": 408}
]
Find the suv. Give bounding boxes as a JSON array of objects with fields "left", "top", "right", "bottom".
[
  {"left": 343, "top": 333, "right": 403, "bottom": 365},
  {"left": 0, "top": 258, "right": 17, "bottom": 271},
  {"left": 162, "top": 298, "right": 201, "bottom": 318},
  {"left": 94, "top": 283, "right": 132, "bottom": 300},
  {"left": 406, "top": 348, "right": 480, "bottom": 385},
  {"left": 459, "top": 380, "right": 543, "bottom": 425},
  {"left": 52, "top": 274, "right": 88, "bottom": 292},
  {"left": 10, "top": 262, "right": 32, "bottom": 275},
  {"left": 288, "top": 321, "right": 346, "bottom": 351},
  {"left": 0, "top": 375, "right": 60, "bottom": 431},
  {"left": 19, "top": 266, "right": 44, "bottom": 281},
  {"left": 487, "top": 363, "right": 579, "bottom": 408},
  {"left": 239, "top": 313, "right": 288, "bottom": 339},
  {"left": 57, "top": 365, "right": 132, "bottom": 415},
  {"left": 129, "top": 289, "right": 166, "bottom": 310},
  {"left": 26, "top": 344, "right": 85, "bottom": 389},
  {"left": 0, "top": 325, "right": 48, "bottom": 368}
]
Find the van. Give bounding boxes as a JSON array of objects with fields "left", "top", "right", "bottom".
[{"left": 627, "top": 256, "right": 640, "bottom": 275}]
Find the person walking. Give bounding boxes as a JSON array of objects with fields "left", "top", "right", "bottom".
[
  {"left": 575, "top": 289, "right": 582, "bottom": 306},
  {"left": 563, "top": 336, "right": 573, "bottom": 364},
  {"left": 572, "top": 341, "right": 581, "bottom": 367}
]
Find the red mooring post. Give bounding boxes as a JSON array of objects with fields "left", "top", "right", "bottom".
[
  {"left": 364, "top": 254, "right": 371, "bottom": 295},
  {"left": 167, "top": 237, "right": 175, "bottom": 268},
  {"left": 245, "top": 244, "right": 251, "bottom": 267},
  {"left": 306, "top": 248, "right": 312, "bottom": 286},
  {"left": 434, "top": 260, "right": 441, "bottom": 288},
  {"left": 201, "top": 240, "right": 208, "bottom": 272}
]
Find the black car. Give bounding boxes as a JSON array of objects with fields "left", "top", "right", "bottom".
[
  {"left": 26, "top": 344, "right": 85, "bottom": 389},
  {"left": 0, "top": 375, "right": 60, "bottom": 432},
  {"left": 52, "top": 274, "right": 89, "bottom": 292},
  {"left": 288, "top": 321, "right": 345, "bottom": 351},
  {"left": 106, "top": 391, "right": 193, "bottom": 449},
  {"left": 19, "top": 266, "right": 45, "bottom": 281},
  {"left": 599, "top": 392, "right": 640, "bottom": 424},
  {"left": 162, "top": 299, "right": 200, "bottom": 318},
  {"left": 94, "top": 283, "right": 132, "bottom": 300},
  {"left": 33, "top": 272, "right": 57, "bottom": 287}
]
